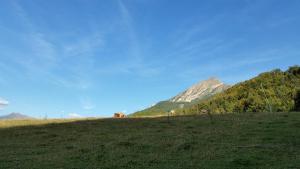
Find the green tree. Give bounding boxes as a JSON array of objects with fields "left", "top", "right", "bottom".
[{"left": 295, "top": 90, "right": 300, "bottom": 111}]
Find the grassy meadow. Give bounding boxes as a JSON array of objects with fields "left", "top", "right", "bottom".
[{"left": 0, "top": 112, "right": 299, "bottom": 169}]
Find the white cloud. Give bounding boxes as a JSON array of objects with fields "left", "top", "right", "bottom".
[
  {"left": 0, "top": 98, "right": 9, "bottom": 110},
  {"left": 68, "top": 113, "right": 83, "bottom": 118}
]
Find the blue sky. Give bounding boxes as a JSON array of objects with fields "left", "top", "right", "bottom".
[{"left": 0, "top": 0, "right": 299, "bottom": 118}]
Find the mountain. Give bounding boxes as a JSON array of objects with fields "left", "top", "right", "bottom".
[
  {"left": 170, "top": 77, "right": 230, "bottom": 102},
  {"left": 0, "top": 113, "right": 33, "bottom": 120},
  {"left": 131, "top": 78, "right": 230, "bottom": 117},
  {"left": 177, "top": 66, "right": 300, "bottom": 115}
]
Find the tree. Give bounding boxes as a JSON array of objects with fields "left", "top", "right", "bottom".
[
  {"left": 287, "top": 65, "right": 300, "bottom": 76},
  {"left": 295, "top": 90, "right": 300, "bottom": 111}
]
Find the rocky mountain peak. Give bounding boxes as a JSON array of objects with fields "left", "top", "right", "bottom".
[{"left": 170, "top": 77, "right": 229, "bottom": 102}]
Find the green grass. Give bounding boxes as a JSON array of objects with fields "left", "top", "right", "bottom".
[{"left": 0, "top": 112, "right": 299, "bottom": 169}]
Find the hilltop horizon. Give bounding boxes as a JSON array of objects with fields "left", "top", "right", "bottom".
[{"left": 0, "top": 0, "right": 300, "bottom": 118}]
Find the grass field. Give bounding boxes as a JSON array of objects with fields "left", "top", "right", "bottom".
[{"left": 0, "top": 112, "right": 299, "bottom": 169}]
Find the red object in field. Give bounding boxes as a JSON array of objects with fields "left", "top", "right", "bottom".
[{"left": 114, "top": 112, "right": 126, "bottom": 118}]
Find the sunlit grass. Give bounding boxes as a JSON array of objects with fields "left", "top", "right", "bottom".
[{"left": 0, "top": 118, "right": 100, "bottom": 128}]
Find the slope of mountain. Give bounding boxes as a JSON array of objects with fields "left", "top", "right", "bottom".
[
  {"left": 0, "top": 113, "right": 33, "bottom": 120},
  {"left": 131, "top": 78, "right": 230, "bottom": 117},
  {"left": 177, "top": 66, "right": 300, "bottom": 115}
]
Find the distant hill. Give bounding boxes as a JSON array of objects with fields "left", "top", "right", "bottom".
[
  {"left": 177, "top": 66, "right": 300, "bottom": 115},
  {"left": 131, "top": 78, "right": 230, "bottom": 117},
  {"left": 0, "top": 113, "right": 33, "bottom": 120}
]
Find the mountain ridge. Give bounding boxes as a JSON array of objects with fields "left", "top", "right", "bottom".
[
  {"left": 131, "top": 77, "right": 230, "bottom": 117},
  {"left": 0, "top": 113, "right": 33, "bottom": 120}
]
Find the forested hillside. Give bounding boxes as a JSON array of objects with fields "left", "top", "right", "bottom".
[{"left": 177, "top": 66, "right": 300, "bottom": 115}]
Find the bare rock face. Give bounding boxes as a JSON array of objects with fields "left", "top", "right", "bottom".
[{"left": 170, "top": 77, "right": 229, "bottom": 102}]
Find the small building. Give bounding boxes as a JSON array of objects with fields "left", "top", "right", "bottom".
[
  {"left": 114, "top": 112, "right": 126, "bottom": 118},
  {"left": 170, "top": 110, "right": 175, "bottom": 116}
]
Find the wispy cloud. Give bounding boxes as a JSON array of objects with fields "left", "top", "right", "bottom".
[
  {"left": 118, "top": 0, "right": 141, "bottom": 60},
  {"left": 113, "top": 0, "right": 162, "bottom": 77},
  {"left": 8, "top": 1, "right": 105, "bottom": 90},
  {"left": 171, "top": 14, "right": 223, "bottom": 48},
  {"left": 63, "top": 33, "right": 104, "bottom": 57},
  {"left": 155, "top": 14, "right": 236, "bottom": 68},
  {"left": 7, "top": 0, "right": 162, "bottom": 81},
  {"left": 11, "top": 1, "right": 58, "bottom": 69}
]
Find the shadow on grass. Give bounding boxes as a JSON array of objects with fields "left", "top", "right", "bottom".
[{"left": 0, "top": 112, "right": 299, "bottom": 169}]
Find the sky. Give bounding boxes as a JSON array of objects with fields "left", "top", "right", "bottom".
[{"left": 0, "top": 0, "right": 299, "bottom": 118}]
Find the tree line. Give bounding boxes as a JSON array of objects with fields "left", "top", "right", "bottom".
[{"left": 177, "top": 66, "right": 300, "bottom": 115}]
